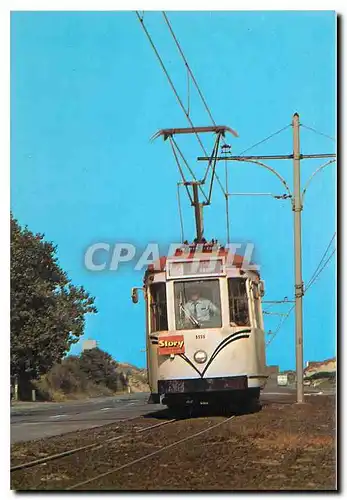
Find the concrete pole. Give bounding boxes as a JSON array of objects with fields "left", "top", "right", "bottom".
[{"left": 292, "top": 113, "right": 304, "bottom": 404}]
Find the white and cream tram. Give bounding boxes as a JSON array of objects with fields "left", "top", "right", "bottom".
[{"left": 132, "top": 242, "right": 267, "bottom": 412}]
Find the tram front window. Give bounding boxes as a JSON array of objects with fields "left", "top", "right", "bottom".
[
  {"left": 174, "top": 280, "right": 222, "bottom": 330},
  {"left": 228, "top": 278, "right": 250, "bottom": 326}
]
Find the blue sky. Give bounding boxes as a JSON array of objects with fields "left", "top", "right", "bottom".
[{"left": 11, "top": 11, "right": 336, "bottom": 370}]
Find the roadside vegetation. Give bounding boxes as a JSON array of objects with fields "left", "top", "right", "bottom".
[
  {"left": 303, "top": 371, "right": 336, "bottom": 390},
  {"left": 10, "top": 214, "right": 148, "bottom": 401},
  {"left": 33, "top": 348, "right": 132, "bottom": 401}
]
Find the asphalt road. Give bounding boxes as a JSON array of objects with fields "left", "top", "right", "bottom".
[
  {"left": 11, "top": 383, "right": 333, "bottom": 444},
  {"left": 11, "top": 393, "right": 163, "bottom": 444}
]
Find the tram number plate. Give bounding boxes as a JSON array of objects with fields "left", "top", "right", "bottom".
[
  {"left": 196, "top": 334, "right": 205, "bottom": 340},
  {"left": 158, "top": 335, "right": 185, "bottom": 355}
]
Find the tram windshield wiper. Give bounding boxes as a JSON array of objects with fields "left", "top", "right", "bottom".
[{"left": 179, "top": 303, "right": 201, "bottom": 328}]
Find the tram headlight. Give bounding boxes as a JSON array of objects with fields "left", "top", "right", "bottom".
[{"left": 194, "top": 350, "right": 208, "bottom": 364}]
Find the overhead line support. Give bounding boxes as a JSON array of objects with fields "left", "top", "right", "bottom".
[{"left": 197, "top": 153, "right": 336, "bottom": 161}]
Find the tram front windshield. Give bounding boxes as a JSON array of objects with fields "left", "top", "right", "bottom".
[{"left": 174, "top": 280, "right": 222, "bottom": 330}]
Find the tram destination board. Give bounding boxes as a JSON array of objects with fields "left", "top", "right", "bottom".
[
  {"left": 167, "top": 258, "right": 225, "bottom": 279},
  {"left": 158, "top": 335, "right": 185, "bottom": 355}
]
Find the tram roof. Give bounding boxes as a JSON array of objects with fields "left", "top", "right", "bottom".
[{"left": 146, "top": 246, "right": 257, "bottom": 274}]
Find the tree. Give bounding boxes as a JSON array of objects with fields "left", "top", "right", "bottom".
[
  {"left": 11, "top": 214, "right": 97, "bottom": 388},
  {"left": 79, "top": 348, "right": 123, "bottom": 391},
  {"left": 45, "top": 356, "right": 90, "bottom": 395}
]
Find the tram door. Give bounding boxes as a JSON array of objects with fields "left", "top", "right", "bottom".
[{"left": 148, "top": 283, "right": 168, "bottom": 391}]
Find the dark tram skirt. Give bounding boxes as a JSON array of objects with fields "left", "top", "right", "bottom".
[
  {"left": 148, "top": 377, "right": 260, "bottom": 407},
  {"left": 158, "top": 376, "right": 248, "bottom": 394}
]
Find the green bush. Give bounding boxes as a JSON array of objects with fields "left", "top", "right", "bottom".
[
  {"left": 32, "top": 348, "right": 128, "bottom": 401},
  {"left": 305, "top": 371, "right": 336, "bottom": 381}
]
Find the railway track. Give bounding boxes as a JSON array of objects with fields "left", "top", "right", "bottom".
[
  {"left": 67, "top": 415, "right": 236, "bottom": 490},
  {"left": 11, "top": 416, "right": 176, "bottom": 472},
  {"left": 12, "top": 411, "right": 237, "bottom": 490},
  {"left": 11, "top": 395, "right": 335, "bottom": 491}
]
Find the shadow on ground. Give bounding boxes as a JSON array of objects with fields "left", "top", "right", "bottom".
[{"left": 143, "top": 401, "right": 262, "bottom": 420}]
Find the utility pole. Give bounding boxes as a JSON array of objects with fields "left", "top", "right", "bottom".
[
  {"left": 196, "top": 113, "right": 336, "bottom": 404},
  {"left": 292, "top": 112, "right": 304, "bottom": 403},
  {"left": 191, "top": 182, "right": 204, "bottom": 242}
]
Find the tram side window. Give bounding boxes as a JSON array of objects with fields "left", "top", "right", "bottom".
[
  {"left": 228, "top": 278, "right": 250, "bottom": 326},
  {"left": 150, "top": 283, "right": 168, "bottom": 333}
]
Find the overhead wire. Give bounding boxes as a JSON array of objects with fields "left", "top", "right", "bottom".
[
  {"left": 235, "top": 122, "right": 335, "bottom": 347},
  {"left": 135, "top": 11, "right": 208, "bottom": 159},
  {"left": 155, "top": 17, "right": 295, "bottom": 243},
  {"left": 305, "top": 232, "right": 336, "bottom": 290},
  {"left": 263, "top": 303, "right": 279, "bottom": 313},
  {"left": 139, "top": 11, "right": 233, "bottom": 209},
  {"left": 305, "top": 248, "right": 336, "bottom": 292},
  {"left": 266, "top": 233, "right": 336, "bottom": 346},
  {"left": 136, "top": 12, "right": 214, "bottom": 206},
  {"left": 161, "top": 11, "right": 227, "bottom": 197},
  {"left": 222, "top": 123, "right": 291, "bottom": 245},
  {"left": 137, "top": 13, "right": 335, "bottom": 351},
  {"left": 186, "top": 68, "right": 190, "bottom": 116},
  {"left": 222, "top": 122, "right": 292, "bottom": 237},
  {"left": 266, "top": 305, "right": 294, "bottom": 346},
  {"left": 300, "top": 123, "right": 336, "bottom": 143},
  {"left": 235, "top": 124, "right": 292, "bottom": 157},
  {"left": 162, "top": 11, "right": 217, "bottom": 126}
]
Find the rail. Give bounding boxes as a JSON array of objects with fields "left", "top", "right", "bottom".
[
  {"left": 11, "top": 417, "right": 176, "bottom": 472},
  {"left": 67, "top": 415, "right": 236, "bottom": 490}
]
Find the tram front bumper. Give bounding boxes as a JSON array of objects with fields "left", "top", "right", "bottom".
[{"left": 158, "top": 376, "right": 248, "bottom": 395}]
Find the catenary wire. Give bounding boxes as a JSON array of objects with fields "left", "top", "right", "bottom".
[
  {"left": 235, "top": 124, "right": 291, "bottom": 157},
  {"left": 305, "top": 248, "right": 336, "bottom": 292},
  {"left": 305, "top": 232, "right": 336, "bottom": 289},
  {"left": 266, "top": 237, "right": 336, "bottom": 346},
  {"left": 301, "top": 123, "right": 336, "bottom": 142},
  {"left": 161, "top": 11, "right": 227, "bottom": 196},
  {"left": 135, "top": 12, "right": 209, "bottom": 159},
  {"left": 162, "top": 11, "right": 217, "bottom": 127}
]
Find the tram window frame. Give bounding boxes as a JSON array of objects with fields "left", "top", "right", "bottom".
[
  {"left": 174, "top": 279, "right": 222, "bottom": 330},
  {"left": 252, "top": 283, "right": 262, "bottom": 329},
  {"left": 228, "top": 278, "right": 250, "bottom": 327},
  {"left": 149, "top": 283, "right": 168, "bottom": 333}
]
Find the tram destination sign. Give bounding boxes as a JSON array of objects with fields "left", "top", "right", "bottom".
[
  {"left": 158, "top": 335, "right": 185, "bottom": 355},
  {"left": 167, "top": 257, "right": 225, "bottom": 279}
]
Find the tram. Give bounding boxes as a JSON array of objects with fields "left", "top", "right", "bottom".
[{"left": 131, "top": 126, "right": 267, "bottom": 411}]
